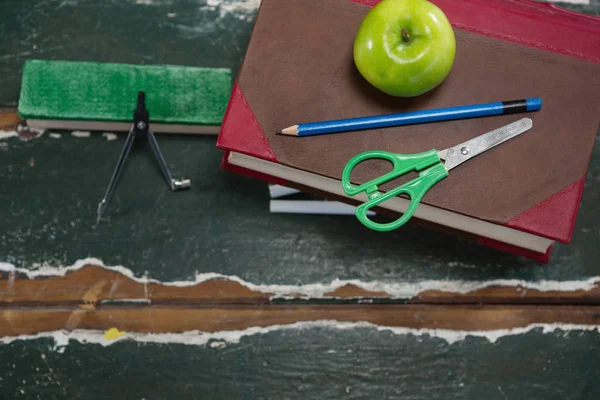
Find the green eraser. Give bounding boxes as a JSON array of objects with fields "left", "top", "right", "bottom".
[{"left": 18, "top": 60, "right": 232, "bottom": 134}]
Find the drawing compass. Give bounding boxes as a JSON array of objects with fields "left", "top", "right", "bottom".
[{"left": 96, "top": 91, "right": 191, "bottom": 224}]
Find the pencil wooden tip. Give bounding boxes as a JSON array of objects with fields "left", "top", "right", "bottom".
[{"left": 279, "top": 125, "right": 299, "bottom": 136}]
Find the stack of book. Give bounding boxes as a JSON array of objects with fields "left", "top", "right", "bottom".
[{"left": 217, "top": 0, "right": 600, "bottom": 262}]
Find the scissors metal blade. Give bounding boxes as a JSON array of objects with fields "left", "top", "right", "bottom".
[{"left": 438, "top": 118, "right": 533, "bottom": 171}]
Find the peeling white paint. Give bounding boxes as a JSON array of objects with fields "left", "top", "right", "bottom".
[
  {"left": 0, "top": 130, "right": 18, "bottom": 140},
  {"left": 1, "top": 257, "right": 599, "bottom": 299},
  {"left": 1, "top": 321, "right": 598, "bottom": 350},
  {"left": 209, "top": 340, "right": 227, "bottom": 349},
  {"left": 134, "top": 0, "right": 171, "bottom": 5},
  {"left": 0, "top": 128, "right": 45, "bottom": 141},
  {"left": 102, "top": 132, "right": 118, "bottom": 141},
  {"left": 49, "top": 133, "right": 62, "bottom": 139},
  {"left": 176, "top": 0, "right": 261, "bottom": 37},
  {"left": 29, "top": 128, "right": 45, "bottom": 139},
  {"left": 201, "top": 0, "right": 261, "bottom": 20},
  {"left": 71, "top": 131, "right": 91, "bottom": 138}
]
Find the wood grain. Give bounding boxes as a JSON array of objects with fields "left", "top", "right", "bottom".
[
  {"left": 0, "top": 266, "right": 270, "bottom": 306},
  {"left": 1, "top": 305, "right": 599, "bottom": 336},
  {"left": 412, "top": 287, "right": 600, "bottom": 305},
  {"left": 0, "top": 109, "right": 21, "bottom": 130},
  {"left": 2, "top": 265, "right": 600, "bottom": 306}
]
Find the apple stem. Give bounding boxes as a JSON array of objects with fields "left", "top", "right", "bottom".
[{"left": 401, "top": 29, "right": 411, "bottom": 43}]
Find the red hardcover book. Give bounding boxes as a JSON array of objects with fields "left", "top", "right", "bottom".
[{"left": 217, "top": 0, "right": 600, "bottom": 262}]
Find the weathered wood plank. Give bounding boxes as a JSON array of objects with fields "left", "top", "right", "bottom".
[
  {"left": 2, "top": 305, "right": 600, "bottom": 336},
  {"left": 0, "top": 266, "right": 270, "bottom": 306},
  {"left": 0, "top": 109, "right": 21, "bottom": 130},
  {"left": 3, "top": 265, "right": 600, "bottom": 306},
  {"left": 412, "top": 286, "right": 600, "bottom": 305}
]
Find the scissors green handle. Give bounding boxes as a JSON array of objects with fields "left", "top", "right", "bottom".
[{"left": 341, "top": 149, "right": 448, "bottom": 231}]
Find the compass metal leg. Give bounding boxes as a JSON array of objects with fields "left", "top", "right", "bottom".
[
  {"left": 96, "top": 127, "right": 137, "bottom": 224},
  {"left": 147, "top": 129, "right": 191, "bottom": 191}
]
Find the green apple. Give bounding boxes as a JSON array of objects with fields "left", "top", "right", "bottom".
[{"left": 353, "top": 0, "right": 456, "bottom": 97}]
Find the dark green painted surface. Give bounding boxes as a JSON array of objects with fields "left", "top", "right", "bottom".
[
  {"left": 0, "top": 131, "right": 599, "bottom": 283},
  {"left": 0, "top": 0, "right": 599, "bottom": 284},
  {"left": 1, "top": 1, "right": 600, "bottom": 399},
  {"left": 543, "top": 0, "right": 600, "bottom": 15},
  {"left": 1, "top": 327, "right": 599, "bottom": 399}
]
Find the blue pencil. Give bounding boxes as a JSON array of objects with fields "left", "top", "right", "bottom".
[{"left": 276, "top": 98, "right": 542, "bottom": 137}]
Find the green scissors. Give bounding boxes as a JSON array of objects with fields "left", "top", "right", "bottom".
[{"left": 341, "top": 118, "right": 533, "bottom": 231}]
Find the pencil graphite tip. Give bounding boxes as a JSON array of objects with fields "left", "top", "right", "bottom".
[{"left": 276, "top": 130, "right": 282, "bottom": 134}]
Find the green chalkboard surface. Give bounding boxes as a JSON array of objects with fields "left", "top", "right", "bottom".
[
  {"left": 1, "top": 327, "right": 600, "bottom": 399},
  {"left": 1, "top": 123, "right": 599, "bottom": 284},
  {"left": 1, "top": 1, "right": 600, "bottom": 399},
  {"left": 0, "top": 0, "right": 598, "bottom": 284}
]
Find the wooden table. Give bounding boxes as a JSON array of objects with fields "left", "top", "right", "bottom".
[{"left": 1, "top": 0, "right": 599, "bottom": 398}]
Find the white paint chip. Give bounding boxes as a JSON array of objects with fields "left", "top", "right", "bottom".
[
  {"left": 0, "top": 130, "right": 18, "bottom": 140},
  {"left": 71, "top": 131, "right": 91, "bottom": 138},
  {"left": 210, "top": 341, "right": 227, "bottom": 349},
  {"left": 0, "top": 129, "right": 45, "bottom": 141},
  {"left": 201, "top": 0, "right": 261, "bottom": 20},
  {"left": 102, "top": 132, "right": 118, "bottom": 141},
  {"left": 134, "top": 0, "right": 174, "bottom": 5},
  {"left": 49, "top": 133, "right": 62, "bottom": 139}
]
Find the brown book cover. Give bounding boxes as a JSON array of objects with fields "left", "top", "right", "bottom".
[{"left": 217, "top": 0, "right": 600, "bottom": 261}]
